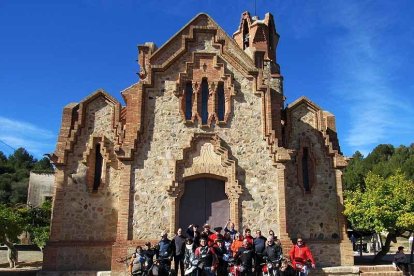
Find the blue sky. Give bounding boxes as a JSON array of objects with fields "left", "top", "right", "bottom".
[{"left": 0, "top": 0, "right": 413, "bottom": 159}]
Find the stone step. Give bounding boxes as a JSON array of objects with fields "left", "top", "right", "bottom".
[
  {"left": 360, "top": 272, "right": 403, "bottom": 276},
  {"left": 360, "top": 265, "right": 399, "bottom": 272}
]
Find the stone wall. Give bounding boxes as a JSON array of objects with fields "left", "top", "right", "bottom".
[
  {"left": 131, "top": 41, "right": 281, "bottom": 239},
  {"left": 59, "top": 96, "right": 120, "bottom": 242},
  {"left": 284, "top": 102, "right": 347, "bottom": 266},
  {"left": 45, "top": 244, "right": 113, "bottom": 271},
  {"left": 44, "top": 95, "right": 121, "bottom": 271}
]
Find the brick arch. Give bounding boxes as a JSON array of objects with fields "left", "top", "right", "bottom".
[
  {"left": 81, "top": 135, "right": 119, "bottom": 192},
  {"left": 167, "top": 133, "right": 243, "bottom": 233},
  {"left": 175, "top": 53, "right": 236, "bottom": 126}
]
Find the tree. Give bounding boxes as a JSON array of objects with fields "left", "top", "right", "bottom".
[
  {"left": 32, "top": 157, "right": 54, "bottom": 173},
  {"left": 343, "top": 151, "right": 366, "bottom": 191},
  {"left": 0, "top": 204, "right": 24, "bottom": 268},
  {"left": 19, "top": 200, "right": 52, "bottom": 251},
  {"left": 344, "top": 171, "right": 414, "bottom": 262},
  {"left": 344, "top": 143, "right": 414, "bottom": 192},
  {"left": 7, "top": 148, "right": 36, "bottom": 171}
]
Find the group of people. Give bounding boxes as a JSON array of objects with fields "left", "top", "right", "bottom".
[{"left": 129, "top": 221, "right": 316, "bottom": 276}]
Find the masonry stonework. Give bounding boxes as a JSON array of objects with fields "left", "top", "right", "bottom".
[{"left": 44, "top": 11, "right": 353, "bottom": 274}]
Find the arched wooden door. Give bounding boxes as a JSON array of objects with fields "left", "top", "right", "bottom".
[{"left": 179, "top": 178, "right": 229, "bottom": 230}]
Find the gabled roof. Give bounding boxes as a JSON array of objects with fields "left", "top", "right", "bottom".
[
  {"left": 78, "top": 88, "right": 120, "bottom": 107},
  {"left": 147, "top": 13, "right": 257, "bottom": 77},
  {"left": 287, "top": 96, "right": 322, "bottom": 112}
]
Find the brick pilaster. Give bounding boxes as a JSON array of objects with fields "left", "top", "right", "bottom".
[
  {"left": 276, "top": 162, "right": 291, "bottom": 251},
  {"left": 111, "top": 161, "right": 133, "bottom": 273},
  {"left": 335, "top": 169, "right": 354, "bottom": 265}
]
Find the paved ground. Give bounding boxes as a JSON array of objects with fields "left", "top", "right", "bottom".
[{"left": 0, "top": 249, "right": 42, "bottom": 269}]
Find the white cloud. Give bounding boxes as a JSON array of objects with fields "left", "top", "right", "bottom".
[
  {"left": 0, "top": 116, "right": 56, "bottom": 158},
  {"left": 317, "top": 1, "right": 414, "bottom": 153}
]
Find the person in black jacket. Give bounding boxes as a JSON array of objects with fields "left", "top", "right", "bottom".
[
  {"left": 263, "top": 236, "right": 283, "bottom": 275},
  {"left": 235, "top": 239, "right": 255, "bottom": 276},
  {"left": 143, "top": 242, "right": 155, "bottom": 269},
  {"left": 173, "top": 228, "right": 186, "bottom": 276},
  {"left": 156, "top": 231, "right": 175, "bottom": 275},
  {"left": 253, "top": 230, "right": 267, "bottom": 276},
  {"left": 186, "top": 224, "right": 201, "bottom": 247},
  {"left": 213, "top": 238, "right": 229, "bottom": 275}
]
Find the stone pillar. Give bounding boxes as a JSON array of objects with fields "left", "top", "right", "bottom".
[
  {"left": 191, "top": 82, "right": 200, "bottom": 123},
  {"left": 229, "top": 196, "right": 241, "bottom": 231},
  {"left": 208, "top": 81, "right": 217, "bottom": 125},
  {"left": 169, "top": 196, "right": 179, "bottom": 234}
]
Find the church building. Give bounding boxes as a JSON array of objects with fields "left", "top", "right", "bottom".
[{"left": 43, "top": 11, "right": 353, "bottom": 274}]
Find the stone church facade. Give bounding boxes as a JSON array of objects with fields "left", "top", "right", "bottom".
[{"left": 43, "top": 12, "right": 353, "bottom": 274}]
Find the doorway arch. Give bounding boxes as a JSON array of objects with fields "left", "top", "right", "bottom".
[
  {"left": 179, "top": 177, "right": 229, "bottom": 230},
  {"left": 167, "top": 133, "right": 243, "bottom": 233}
]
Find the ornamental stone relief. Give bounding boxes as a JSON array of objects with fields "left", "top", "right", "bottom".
[{"left": 167, "top": 133, "right": 243, "bottom": 232}]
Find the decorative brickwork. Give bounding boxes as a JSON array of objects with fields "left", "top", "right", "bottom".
[
  {"left": 44, "top": 11, "right": 353, "bottom": 274},
  {"left": 167, "top": 133, "right": 243, "bottom": 232},
  {"left": 175, "top": 53, "right": 236, "bottom": 126}
]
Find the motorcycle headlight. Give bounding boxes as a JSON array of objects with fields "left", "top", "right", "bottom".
[{"left": 191, "top": 259, "right": 199, "bottom": 266}]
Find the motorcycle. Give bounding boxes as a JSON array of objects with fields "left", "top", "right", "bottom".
[
  {"left": 131, "top": 254, "right": 152, "bottom": 276},
  {"left": 227, "top": 257, "right": 245, "bottom": 276},
  {"left": 132, "top": 263, "right": 151, "bottom": 276},
  {"left": 292, "top": 260, "right": 312, "bottom": 276},
  {"left": 184, "top": 258, "right": 201, "bottom": 276},
  {"left": 261, "top": 257, "right": 280, "bottom": 276},
  {"left": 151, "top": 258, "right": 176, "bottom": 276}
]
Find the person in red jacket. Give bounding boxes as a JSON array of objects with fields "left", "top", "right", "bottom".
[
  {"left": 243, "top": 228, "right": 254, "bottom": 245},
  {"left": 289, "top": 238, "right": 315, "bottom": 276}
]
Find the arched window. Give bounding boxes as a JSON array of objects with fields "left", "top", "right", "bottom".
[
  {"left": 185, "top": 82, "right": 193, "bottom": 120},
  {"left": 217, "top": 82, "right": 225, "bottom": 121},
  {"left": 243, "top": 20, "right": 249, "bottom": 50},
  {"left": 93, "top": 143, "right": 103, "bottom": 192},
  {"left": 201, "top": 78, "right": 209, "bottom": 125}
]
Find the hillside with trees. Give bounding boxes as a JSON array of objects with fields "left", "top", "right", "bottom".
[{"left": 343, "top": 144, "right": 414, "bottom": 262}]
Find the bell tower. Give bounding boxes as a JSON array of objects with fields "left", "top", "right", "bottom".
[{"left": 233, "top": 11, "right": 281, "bottom": 75}]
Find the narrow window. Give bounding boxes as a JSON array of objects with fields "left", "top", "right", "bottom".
[
  {"left": 201, "top": 78, "right": 209, "bottom": 125},
  {"left": 243, "top": 20, "right": 249, "bottom": 50},
  {"left": 93, "top": 143, "right": 103, "bottom": 191},
  {"left": 302, "top": 147, "right": 310, "bottom": 192},
  {"left": 268, "top": 23, "right": 274, "bottom": 51},
  {"left": 217, "top": 82, "right": 225, "bottom": 121},
  {"left": 255, "top": 52, "right": 264, "bottom": 69},
  {"left": 185, "top": 82, "right": 193, "bottom": 120}
]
